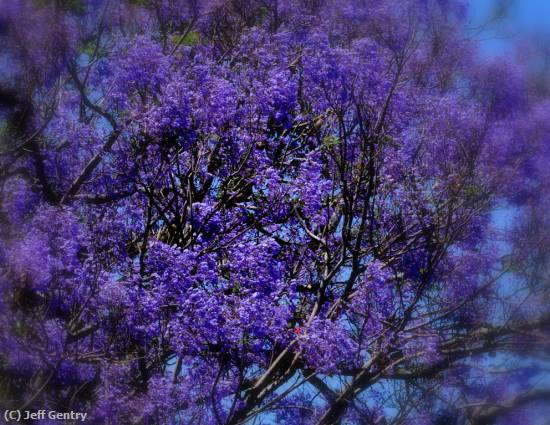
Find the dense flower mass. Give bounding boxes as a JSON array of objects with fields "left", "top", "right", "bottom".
[{"left": 1, "top": 1, "right": 549, "bottom": 424}]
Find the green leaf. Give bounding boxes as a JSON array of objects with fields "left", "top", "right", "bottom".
[{"left": 172, "top": 30, "right": 200, "bottom": 47}]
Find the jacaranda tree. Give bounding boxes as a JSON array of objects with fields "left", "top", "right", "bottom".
[{"left": 1, "top": 1, "right": 549, "bottom": 424}]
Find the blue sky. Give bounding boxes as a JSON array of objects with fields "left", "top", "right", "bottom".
[{"left": 468, "top": 0, "right": 550, "bottom": 56}]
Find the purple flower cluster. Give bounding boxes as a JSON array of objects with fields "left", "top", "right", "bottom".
[{"left": 1, "top": 1, "right": 549, "bottom": 424}]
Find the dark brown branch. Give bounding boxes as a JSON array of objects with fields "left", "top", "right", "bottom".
[{"left": 470, "top": 389, "right": 550, "bottom": 425}]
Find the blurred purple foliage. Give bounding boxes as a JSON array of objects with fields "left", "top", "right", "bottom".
[{"left": 0, "top": 1, "right": 549, "bottom": 424}]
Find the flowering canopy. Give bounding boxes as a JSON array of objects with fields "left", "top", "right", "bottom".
[{"left": 1, "top": 1, "right": 549, "bottom": 424}]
